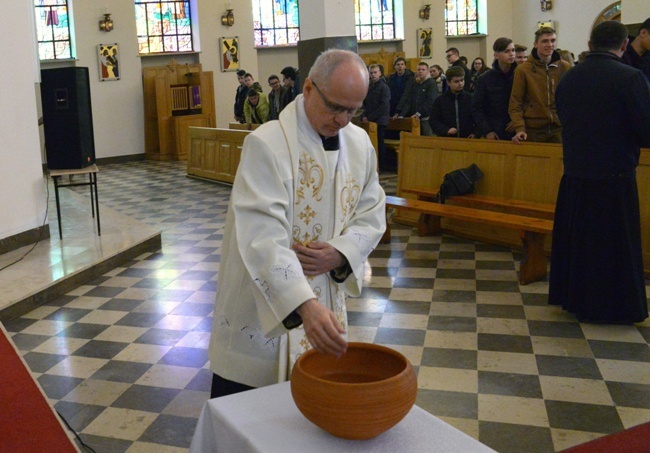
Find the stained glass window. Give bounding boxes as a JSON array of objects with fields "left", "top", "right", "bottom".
[
  {"left": 34, "top": 0, "right": 73, "bottom": 60},
  {"left": 253, "top": 0, "right": 300, "bottom": 47},
  {"left": 355, "top": 0, "right": 396, "bottom": 41},
  {"left": 135, "top": 0, "right": 193, "bottom": 54},
  {"left": 445, "top": 0, "right": 478, "bottom": 36}
]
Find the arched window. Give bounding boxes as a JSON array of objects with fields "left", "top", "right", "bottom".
[
  {"left": 34, "top": 0, "right": 73, "bottom": 60},
  {"left": 355, "top": 0, "right": 397, "bottom": 41},
  {"left": 253, "top": 0, "right": 300, "bottom": 47},
  {"left": 135, "top": 0, "right": 193, "bottom": 54},
  {"left": 445, "top": 0, "right": 479, "bottom": 36}
]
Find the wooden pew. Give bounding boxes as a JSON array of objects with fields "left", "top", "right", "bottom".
[
  {"left": 395, "top": 135, "right": 650, "bottom": 276},
  {"left": 228, "top": 122, "right": 262, "bottom": 131},
  {"left": 384, "top": 117, "right": 420, "bottom": 155},
  {"left": 401, "top": 187, "right": 555, "bottom": 220},
  {"left": 383, "top": 195, "right": 553, "bottom": 285},
  {"left": 229, "top": 122, "right": 250, "bottom": 130},
  {"left": 187, "top": 127, "right": 250, "bottom": 184},
  {"left": 351, "top": 118, "right": 379, "bottom": 160}
]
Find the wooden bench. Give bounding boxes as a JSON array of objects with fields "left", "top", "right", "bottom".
[
  {"left": 384, "top": 117, "right": 420, "bottom": 154},
  {"left": 187, "top": 127, "right": 249, "bottom": 184},
  {"left": 228, "top": 122, "right": 261, "bottom": 131},
  {"left": 401, "top": 187, "right": 555, "bottom": 220},
  {"left": 351, "top": 118, "right": 379, "bottom": 161},
  {"left": 382, "top": 195, "right": 554, "bottom": 285}
]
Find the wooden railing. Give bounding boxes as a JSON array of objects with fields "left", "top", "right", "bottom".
[{"left": 187, "top": 127, "right": 249, "bottom": 184}]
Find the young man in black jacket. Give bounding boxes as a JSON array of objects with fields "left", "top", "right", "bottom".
[
  {"left": 361, "top": 64, "right": 392, "bottom": 171},
  {"left": 472, "top": 37, "right": 517, "bottom": 140},
  {"left": 430, "top": 66, "right": 476, "bottom": 138}
]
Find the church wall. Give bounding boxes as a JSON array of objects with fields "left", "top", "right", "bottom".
[
  {"left": 0, "top": 0, "right": 48, "bottom": 241},
  {"left": 3, "top": 0, "right": 648, "bottom": 243}
]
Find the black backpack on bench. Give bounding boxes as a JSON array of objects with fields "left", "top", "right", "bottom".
[{"left": 438, "top": 164, "right": 483, "bottom": 203}]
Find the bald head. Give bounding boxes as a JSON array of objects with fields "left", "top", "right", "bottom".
[
  {"left": 303, "top": 49, "right": 369, "bottom": 137},
  {"left": 307, "top": 49, "right": 369, "bottom": 89}
]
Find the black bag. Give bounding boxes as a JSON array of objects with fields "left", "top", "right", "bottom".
[{"left": 438, "top": 164, "right": 483, "bottom": 203}]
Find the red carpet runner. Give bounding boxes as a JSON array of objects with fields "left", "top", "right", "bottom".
[{"left": 0, "top": 324, "right": 78, "bottom": 452}]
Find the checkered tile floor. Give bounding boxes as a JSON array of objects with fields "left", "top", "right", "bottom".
[{"left": 3, "top": 160, "right": 650, "bottom": 452}]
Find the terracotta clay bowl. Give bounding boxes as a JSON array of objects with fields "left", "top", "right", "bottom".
[{"left": 290, "top": 342, "right": 417, "bottom": 440}]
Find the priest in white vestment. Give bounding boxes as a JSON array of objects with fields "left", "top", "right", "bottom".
[{"left": 208, "top": 50, "right": 386, "bottom": 397}]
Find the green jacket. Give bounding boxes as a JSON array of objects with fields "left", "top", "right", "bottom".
[
  {"left": 244, "top": 92, "right": 270, "bottom": 124},
  {"left": 508, "top": 49, "right": 570, "bottom": 132}
]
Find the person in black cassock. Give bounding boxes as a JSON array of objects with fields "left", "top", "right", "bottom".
[{"left": 549, "top": 20, "right": 650, "bottom": 324}]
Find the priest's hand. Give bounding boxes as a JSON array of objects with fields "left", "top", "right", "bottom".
[
  {"left": 293, "top": 241, "right": 345, "bottom": 276},
  {"left": 297, "top": 298, "right": 347, "bottom": 357}
]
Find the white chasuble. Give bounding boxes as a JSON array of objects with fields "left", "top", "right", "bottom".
[
  {"left": 208, "top": 96, "right": 386, "bottom": 388},
  {"left": 276, "top": 117, "right": 355, "bottom": 381}
]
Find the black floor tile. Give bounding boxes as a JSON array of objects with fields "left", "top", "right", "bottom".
[
  {"left": 435, "top": 269, "right": 477, "bottom": 279},
  {"left": 476, "top": 260, "right": 516, "bottom": 270},
  {"left": 431, "top": 290, "right": 476, "bottom": 303},
  {"left": 56, "top": 323, "right": 110, "bottom": 339},
  {"left": 400, "top": 258, "right": 438, "bottom": 268},
  {"left": 158, "top": 347, "right": 208, "bottom": 368},
  {"left": 98, "top": 299, "right": 144, "bottom": 312},
  {"left": 545, "top": 400, "right": 623, "bottom": 433},
  {"left": 137, "top": 414, "right": 197, "bottom": 448},
  {"left": 416, "top": 389, "right": 478, "bottom": 419},
  {"left": 421, "top": 348, "right": 477, "bottom": 369},
  {"left": 185, "top": 368, "right": 213, "bottom": 392},
  {"left": 476, "top": 280, "right": 521, "bottom": 292},
  {"left": 588, "top": 340, "right": 650, "bottom": 362},
  {"left": 478, "top": 371, "right": 543, "bottom": 398},
  {"left": 78, "top": 434, "right": 132, "bottom": 453},
  {"left": 83, "top": 286, "right": 127, "bottom": 298},
  {"left": 170, "top": 302, "right": 215, "bottom": 317},
  {"left": 477, "top": 304, "right": 525, "bottom": 319},
  {"left": 347, "top": 311, "right": 383, "bottom": 327},
  {"left": 527, "top": 321, "right": 584, "bottom": 339},
  {"left": 54, "top": 400, "right": 106, "bottom": 432},
  {"left": 44, "top": 308, "right": 93, "bottom": 322},
  {"left": 72, "top": 340, "right": 129, "bottom": 359},
  {"left": 606, "top": 381, "right": 650, "bottom": 409},
  {"left": 478, "top": 333, "right": 533, "bottom": 354},
  {"left": 9, "top": 333, "right": 50, "bottom": 351},
  {"left": 115, "top": 312, "right": 166, "bottom": 328},
  {"left": 1, "top": 317, "right": 37, "bottom": 332},
  {"left": 521, "top": 293, "right": 549, "bottom": 306},
  {"left": 428, "top": 315, "right": 477, "bottom": 332},
  {"left": 536, "top": 355, "right": 602, "bottom": 379},
  {"left": 374, "top": 327, "right": 426, "bottom": 346},
  {"left": 384, "top": 300, "right": 432, "bottom": 315},
  {"left": 111, "top": 384, "right": 180, "bottom": 412},
  {"left": 438, "top": 251, "right": 475, "bottom": 260},
  {"left": 90, "top": 360, "right": 152, "bottom": 383},
  {"left": 479, "top": 421, "right": 554, "bottom": 453},
  {"left": 135, "top": 328, "right": 190, "bottom": 346},
  {"left": 37, "top": 374, "right": 85, "bottom": 399},
  {"left": 393, "top": 277, "right": 435, "bottom": 288},
  {"left": 22, "top": 351, "right": 68, "bottom": 372}
]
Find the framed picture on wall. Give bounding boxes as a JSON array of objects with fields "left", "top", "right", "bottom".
[
  {"left": 220, "top": 37, "right": 239, "bottom": 72},
  {"left": 98, "top": 43, "right": 120, "bottom": 81},
  {"left": 417, "top": 28, "right": 432, "bottom": 59}
]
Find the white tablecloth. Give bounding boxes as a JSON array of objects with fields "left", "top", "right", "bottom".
[{"left": 190, "top": 381, "right": 496, "bottom": 452}]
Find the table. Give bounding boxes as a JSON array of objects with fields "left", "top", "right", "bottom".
[
  {"left": 190, "top": 381, "right": 496, "bottom": 453},
  {"left": 49, "top": 164, "right": 100, "bottom": 239}
]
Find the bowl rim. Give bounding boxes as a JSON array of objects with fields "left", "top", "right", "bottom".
[{"left": 293, "top": 342, "right": 412, "bottom": 387}]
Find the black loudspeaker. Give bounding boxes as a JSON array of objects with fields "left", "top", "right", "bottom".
[{"left": 40, "top": 67, "right": 96, "bottom": 169}]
